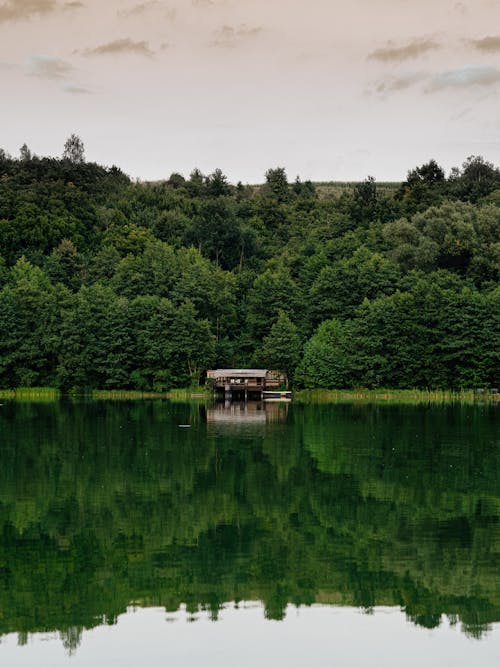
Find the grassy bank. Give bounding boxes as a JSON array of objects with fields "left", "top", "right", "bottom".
[
  {"left": 0, "top": 387, "right": 61, "bottom": 401},
  {"left": 92, "top": 388, "right": 210, "bottom": 400},
  {"left": 294, "top": 388, "right": 500, "bottom": 404},
  {"left": 0, "top": 387, "right": 498, "bottom": 404},
  {"left": 0, "top": 387, "right": 211, "bottom": 401}
]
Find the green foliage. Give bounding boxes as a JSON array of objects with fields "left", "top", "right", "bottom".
[
  {"left": 188, "top": 198, "right": 241, "bottom": 269},
  {"left": 396, "top": 159, "right": 446, "bottom": 213},
  {"left": 449, "top": 155, "right": 500, "bottom": 202},
  {"left": 0, "top": 151, "right": 498, "bottom": 390},
  {"left": 296, "top": 319, "right": 353, "bottom": 388},
  {"left": 264, "top": 167, "right": 290, "bottom": 203},
  {"left": 246, "top": 267, "right": 301, "bottom": 341},
  {"left": 257, "top": 310, "right": 302, "bottom": 384},
  {"left": 303, "top": 281, "right": 499, "bottom": 390},
  {"left": 308, "top": 246, "right": 400, "bottom": 327}
]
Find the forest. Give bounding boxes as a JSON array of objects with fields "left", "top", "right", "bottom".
[{"left": 0, "top": 141, "right": 499, "bottom": 391}]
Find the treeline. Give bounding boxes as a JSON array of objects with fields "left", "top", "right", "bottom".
[
  {"left": 0, "top": 147, "right": 499, "bottom": 390},
  {"left": 0, "top": 402, "right": 498, "bottom": 646}
]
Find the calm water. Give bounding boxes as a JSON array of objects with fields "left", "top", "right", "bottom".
[{"left": 0, "top": 400, "right": 499, "bottom": 665}]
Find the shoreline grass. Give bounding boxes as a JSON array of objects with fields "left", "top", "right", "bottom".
[
  {"left": 0, "top": 386, "right": 497, "bottom": 404},
  {"left": 91, "top": 388, "right": 211, "bottom": 401},
  {"left": 0, "top": 387, "right": 61, "bottom": 401},
  {"left": 294, "top": 388, "right": 500, "bottom": 404},
  {"left": 90, "top": 387, "right": 212, "bottom": 400},
  {"left": 0, "top": 387, "right": 212, "bottom": 401}
]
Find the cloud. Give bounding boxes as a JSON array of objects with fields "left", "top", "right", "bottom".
[
  {"left": 454, "top": 2, "right": 468, "bottom": 14},
  {"left": 82, "top": 38, "right": 154, "bottom": 57},
  {"left": 211, "top": 24, "right": 263, "bottom": 48},
  {"left": 0, "top": 60, "right": 18, "bottom": 70},
  {"left": 371, "top": 65, "right": 500, "bottom": 97},
  {"left": 450, "top": 106, "right": 474, "bottom": 121},
  {"left": 0, "top": 0, "right": 56, "bottom": 22},
  {"left": 193, "top": 0, "right": 231, "bottom": 8},
  {"left": 27, "top": 55, "right": 73, "bottom": 79},
  {"left": 368, "top": 38, "right": 440, "bottom": 63},
  {"left": 470, "top": 35, "right": 500, "bottom": 52},
  {"left": 427, "top": 65, "right": 500, "bottom": 91},
  {"left": 62, "top": 82, "right": 91, "bottom": 94},
  {"left": 118, "top": 1, "right": 175, "bottom": 20},
  {"left": 375, "top": 71, "right": 427, "bottom": 94},
  {"left": 0, "top": 0, "right": 79, "bottom": 23}
]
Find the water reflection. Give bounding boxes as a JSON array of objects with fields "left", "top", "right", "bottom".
[
  {"left": 0, "top": 400, "right": 498, "bottom": 653},
  {"left": 206, "top": 401, "right": 289, "bottom": 432}
]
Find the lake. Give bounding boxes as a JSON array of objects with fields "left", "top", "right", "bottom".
[{"left": 0, "top": 399, "right": 498, "bottom": 665}]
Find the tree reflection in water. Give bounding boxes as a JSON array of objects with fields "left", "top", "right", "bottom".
[{"left": 0, "top": 400, "right": 498, "bottom": 652}]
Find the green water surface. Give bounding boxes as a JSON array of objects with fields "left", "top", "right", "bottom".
[{"left": 0, "top": 400, "right": 498, "bottom": 663}]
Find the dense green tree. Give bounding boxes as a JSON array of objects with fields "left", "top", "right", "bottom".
[
  {"left": 167, "top": 172, "right": 186, "bottom": 189},
  {"left": 188, "top": 198, "right": 241, "bottom": 269},
  {"left": 295, "top": 319, "right": 353, "bottom": 388},
  {"left": 44, "top": 239, "right": 85, "bottom": 291},
  {"left": 349, "top": 176, "right": 379, "bottom": 224},
  {"left": 246, "top": 267, "right": 301, "bottom": 341},
  {"left": 264, "top": 167, "right": 290, "bottom": 203},
  {"left": 308, "top": 247, "right": 400, "bottom": 327},
  {"left": 0, "top": 258, "right": 60, "bottom": 387},
  {"left": 396, "top": 159, "right": 446, "bottom": 213},
  {"left": 57, "top": 284, "right": 131, "bottom": 390},
  {"left": 449, "top": 155, "right": 500, "bottom": 202},
  {"left": 135, "top": 297, "right": 215, "bottom": 389},
  {"left": 205, "top": 168, "right": 231, "bottom": 197},
  {"left": 256, "top": 311, "right": 302, "bottom": 385}
]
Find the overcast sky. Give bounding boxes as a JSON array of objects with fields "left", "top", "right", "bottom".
[{"left": 1, "top": 0, "right": 500, "bottom": 182}]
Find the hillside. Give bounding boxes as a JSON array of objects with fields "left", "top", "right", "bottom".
[{"left": 0, "top": 152, "right": 498, "bottom": 391}]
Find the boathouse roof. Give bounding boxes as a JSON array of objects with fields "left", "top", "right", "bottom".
[{"left": 210, "top": 369, "right": 269, "bottom": 378}]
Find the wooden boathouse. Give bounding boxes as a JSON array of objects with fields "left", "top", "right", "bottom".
[{"left": 206, "top": 369, "right": 286, "bottom": 400}]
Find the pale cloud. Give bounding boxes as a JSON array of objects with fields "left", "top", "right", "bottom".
[
  {"left": 369, "top": 38, "right": 440, "bottom": 62},
  {"left": 374, "top": 71, "right": 427, "bottom": 95},
  {"left": 450, "top": 106, "right": 474, "bottom": 121},
  {"left": 62, "top": 82, "right": 91, "bottom": 94},
  {"left": 0, "top": 0, "right": 55, "bottom": 23},
  {"left": 454, "top": 2, "right": 468, "bottom": 14},
  {"left": 0, "top": 0, "right": 80, "bottom": 23},
  {"left": 118, "top": 1, "right": 176, "bottom": 20},
  {"left": 427, "top": 65, "right": 500, "bottom": 91},
  {"left": 371, "top": 63, "right": 500, "bottom": 97},
  {"left": 82, "top": 38, "right": 154, "bottom": 57},
  {"left": 470, "top": 35, "right": 500, "bottom": 52},
  {"left": 27, "top": 55, "right": 73, "bottom": 79},
  {"left": 211, "top": 24, "right": 263, "bottom": 48}
]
